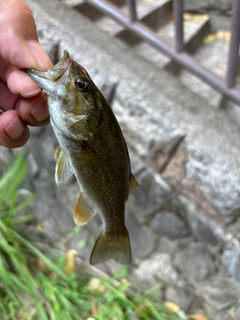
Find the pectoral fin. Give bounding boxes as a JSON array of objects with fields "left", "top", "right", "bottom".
[
  {"left": 129, "top": 173, "right": 139, "bottom": 192},
  {"left": 54, "top": 146, "right": 61, "bottom": 161},
  {"left": 73, "top": 192, "right": 96, "bottom": 225},
  {"left": 55, "top": 147, "right": 73, "bottom": 185}
]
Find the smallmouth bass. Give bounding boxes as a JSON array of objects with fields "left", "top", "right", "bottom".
[{"left": 27, "top": 51, "right": 139, "bottom": 265}]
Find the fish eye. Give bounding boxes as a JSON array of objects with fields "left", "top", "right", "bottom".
[{"left": 76, "top": 78, "right": 89, "bottom": 93}]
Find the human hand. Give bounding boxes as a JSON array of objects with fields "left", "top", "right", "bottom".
[{"left": 0, "top": 0, "right": 53, "bottom": 148}]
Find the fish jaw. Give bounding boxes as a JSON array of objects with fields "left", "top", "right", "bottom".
[
  {"left": 27, "top": 50, "right": 72, "bottom": 97},
  {"left": 27, "top": 70, "right": 56, "bottom": 96}
]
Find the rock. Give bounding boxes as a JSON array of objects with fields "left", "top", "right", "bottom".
[
  {"left": 150, "top": 210, "right": 189, "bottom": 239},
  {"left": 126, "top": 166, "right": 173, "bottom": 221},
  {"left": 57, "top": 178, "right": 80, "bottom": 211},
  {"left": 134, "top": 253, "right": 182, "bottom": 288},
  {"left": 39, "top": 134, "right": 57, "bottom": 164},
  {"left": 161, "top": 136, "right": 188, "bottom": 183},
  {"left": 54, "top": 200, "right": 75, "bottom": 231},
  {"left": 187, "top": 210, "right": 219, "bottom": 246},
  {"left": 41, "top": 216, "right": 62, "bottom": 243},
  {"left": 33, "top": 175, "right": 57, "bottom": 200},
  {"left": 165, "top": 286, "right": 193, "bottom": 311},
  {"left": 156, "top": 236, "right": 180, "bottom": 256},
  {"left": 128, "top": 148, "right": 146, "bottom": 176},
  {"left": 27, "top": 153, "right": 39, "bottom": 178},
  {"left": 129, "top": 178, "right": 151, "bottom": 211},
  {"left": 33, "top": 199, "right": 51, "bottom": 221},
  {"left": 221, "top": 243, "right": 240, "bottom": 283},
  {"left": 126, "top": 212, "right": 155, "bottom": 259},
  {"left": 200, "top": 276, "right": 238, "bottom": 311},
  {"left": 175, "top": 243, "right": 216, "bottom": 281}
]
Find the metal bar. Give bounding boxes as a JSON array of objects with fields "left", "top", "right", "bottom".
[
  {"left": 126, "top": 0, "right": 137, "bottom": 22},
  {"left": 173, "top": 0, "right": 184, "bottom": 52},
  {"left": 226, "top": 0, "right": 240, "bottom": 88},
  {"left": 86, "top": 0, "right": 240, "bottom": 105}
]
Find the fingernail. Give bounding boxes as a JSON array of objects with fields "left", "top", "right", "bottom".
[
  {"left": 4, "top": 117, "right": 24, "bottom": 139},
  {"left": 21, "top": 88, "right": 41, "bottom": 98},
  {"left": 30, "top": 98, "right": 49, "bottom": 122},
  {"left": 27, "top": 41, "right": 53, "bottom": 70}
]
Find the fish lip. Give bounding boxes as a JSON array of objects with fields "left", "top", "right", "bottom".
[{"left": 27, "top": 50, "right": 72, "bottom": 83}]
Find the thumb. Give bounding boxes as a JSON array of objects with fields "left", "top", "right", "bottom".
[
  {"left": 0, "top": 0, "right": 52, "bottom": 71},
  {"left": 27, "top": 40, "right": 53, "bottom": 71}
]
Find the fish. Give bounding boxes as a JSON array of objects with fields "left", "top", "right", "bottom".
[{"left": 27, "top": 50, "right": 139, "bottom": 265}]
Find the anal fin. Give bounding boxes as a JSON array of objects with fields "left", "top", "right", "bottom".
[{"left": 73, "top": 192, "right": 96, "bottom": 225}]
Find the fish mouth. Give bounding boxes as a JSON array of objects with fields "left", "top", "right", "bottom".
[{"left": 27, "top": 50, "right": 72, "bottom": 89}]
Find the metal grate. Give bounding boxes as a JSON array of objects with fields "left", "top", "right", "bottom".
[{"left": 86, "top": 0, "right": 240, "bottom": 106}]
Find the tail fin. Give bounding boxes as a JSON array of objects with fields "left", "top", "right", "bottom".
[{"left": 90, "top": 229, "right": 132, "bottom": 265}]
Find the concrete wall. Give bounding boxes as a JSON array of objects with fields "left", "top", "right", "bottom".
[{"left": 184, "top": 0, "right": 233, "bottom": 14}]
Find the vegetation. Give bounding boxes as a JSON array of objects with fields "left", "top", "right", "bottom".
[{"left": 0, "top": 151, "right": 184, "bottom": 320}]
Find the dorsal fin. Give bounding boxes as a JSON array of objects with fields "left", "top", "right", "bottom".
[{"left": 129, "top": 173, "right": 139, "bottom": 192}]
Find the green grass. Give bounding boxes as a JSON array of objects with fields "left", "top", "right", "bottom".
[{"left": 0, "top": 150, "right": 184, "bottom": 320}]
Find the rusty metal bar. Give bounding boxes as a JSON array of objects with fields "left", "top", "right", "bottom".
[
  {"left": 126, "top": 0, "right": 137, "bottom": 22},
  {"left": 173, "top": 0, "right": 184, "bottom": 52},
  {"left": 226, "top": 0, "right": 240, "bottom": 88},
  {"left": 86, "top": 0, "right": 240, "bottom": 105}
]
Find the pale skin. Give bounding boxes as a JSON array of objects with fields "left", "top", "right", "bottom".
[{"left": 0, "top": 0, "right": 53, "bottom": 148}]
